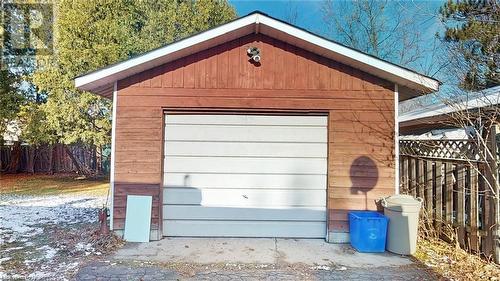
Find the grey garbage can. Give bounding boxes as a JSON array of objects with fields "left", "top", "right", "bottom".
[{"left": 381, "top": 195, "right": 422, "bottom": 255}]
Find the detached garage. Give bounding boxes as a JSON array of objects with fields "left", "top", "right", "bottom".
[{"left": 75, "top": 12, "right": 439, "bottom": 242}]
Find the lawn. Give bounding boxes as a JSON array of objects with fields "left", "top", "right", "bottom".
[
  {"left": 0, "top": 173, "right": 109, "bottom": 196},
  {"left": 0, "top": 173, "right": 119, "bottom": 280}
]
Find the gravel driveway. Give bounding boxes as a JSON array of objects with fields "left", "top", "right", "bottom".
[
  {"left": 76, "top": 260, "right": 438, "bottom": 280},
  {"left": 75, "top": 238, "right": 439, "bottom": 280}
]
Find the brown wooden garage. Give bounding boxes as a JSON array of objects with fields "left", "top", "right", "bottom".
[{"left": 75, "top": 12, "right": 439, "bottom": 241}]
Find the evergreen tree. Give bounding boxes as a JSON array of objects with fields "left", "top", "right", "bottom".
[
  {"left": 0, "top": 70, "right": 23, "bottom": 144},
  {"left": 440, "top": 0, "right": 500, "bottom": 90},
  {"left": 30, "top": 0, "right": 236, "bottom": 174}
]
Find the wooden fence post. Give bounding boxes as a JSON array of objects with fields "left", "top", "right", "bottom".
[{"left": 485, "top": 124, "right": 499, "bottom": 262}]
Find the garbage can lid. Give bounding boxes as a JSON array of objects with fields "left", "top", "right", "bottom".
[{"left": 381, "top": 194, "right": 422, "bottom": 212}]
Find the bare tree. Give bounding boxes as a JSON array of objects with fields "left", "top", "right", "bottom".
[
  {"left": 283, "top": 0, "right": 299, "bottom": 25},
  {"left": 400, "top": 37, "right": 500, "bottom": 262},
  {"left": 321, "top": 0, "right": 445, "bottom": 75}
]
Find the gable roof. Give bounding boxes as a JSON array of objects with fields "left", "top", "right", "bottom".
[{"left": 75, "top": 11, "right": 440, "bottom": 98}]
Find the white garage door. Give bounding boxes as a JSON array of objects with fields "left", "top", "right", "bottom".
[{"left": 163, "top": 114, "right": 327, "bottom": 238}]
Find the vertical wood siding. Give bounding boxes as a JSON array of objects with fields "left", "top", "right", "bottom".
[{"left": 114, "top": 33, "right": 395, "bottom": 236}]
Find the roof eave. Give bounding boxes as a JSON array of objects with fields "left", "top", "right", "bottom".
[{"left": 75, "top": 12, "right": 440, "bottom": 97}]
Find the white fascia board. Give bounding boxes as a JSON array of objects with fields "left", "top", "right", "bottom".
[
  {"left": 75, "top": 14, "right": 258, "bottom": 90},
  {"left": 258, "top": 15, "right": 439, "bottom": 92}
]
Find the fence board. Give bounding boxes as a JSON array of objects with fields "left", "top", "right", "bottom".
[
  {"left": 409, "top": 157, "right": 416, "bottom": 196},
  {"left": 456, "top": 165, "right": 466, "bottom": 247},
  {"left": 402, "top": 156, "right": 409, "bottom": 193},
  {"left": 435, "top": 161, "right": 443, "bottom": 235},
  {"left": 445, "top": 163, "right": 454, "bottom": 224},
  {"left": 469, "top": 167, "right": 480, "bottom": 252},
  {"left": 417, "top": 159, "right": 425, "bottom": 200},
  {"left": 0, "top": 144, "right": 107, "bottom": 174},
  {"left": 425, "top": 160, "right": 434, "bottom": 219},
  {"left": 482, "top": 170, "right": 493, "bottom": 256}
]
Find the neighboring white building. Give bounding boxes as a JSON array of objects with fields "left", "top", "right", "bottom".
[
  {"left": 2, "top": 121, "right": 21, "bottom": 145},
  {"left": 399, "top": 85, "right": 500, "bottom": 137}
]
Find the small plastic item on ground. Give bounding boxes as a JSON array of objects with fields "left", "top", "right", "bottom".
[
  {"left": 381, "top": 194, "right": 422, "bottom": 255},
  {"left": 348, "top": 211, "right": 388, "bottom": 253}
]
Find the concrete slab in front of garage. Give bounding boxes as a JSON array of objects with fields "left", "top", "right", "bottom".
[{"left": 112, "top": 238, "right": 413, "bottom": 268}]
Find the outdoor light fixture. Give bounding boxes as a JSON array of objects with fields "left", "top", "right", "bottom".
[{"left": 247, "top": 46, "right": 261, "bottom": 63}]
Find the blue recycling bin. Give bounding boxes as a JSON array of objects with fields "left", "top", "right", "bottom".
[{"left": 349, "top": 211, "right": 388, "bottom": 253}]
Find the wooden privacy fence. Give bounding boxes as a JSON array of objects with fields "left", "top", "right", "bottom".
[
  {"left": 400, "top": 139, "right": 498, "bottom": 260},
  {"left": 0, "top": 143, "right": 109, "bottom": 174}
]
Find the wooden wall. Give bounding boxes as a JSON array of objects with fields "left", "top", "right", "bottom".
[{"left": 115, "top": 33, "right": 396, "bottom": 237}]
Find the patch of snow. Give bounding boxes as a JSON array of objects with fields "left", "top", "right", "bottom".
[
  {"left": 28, "top": 271, "right": 54, "bottom": 280},
  {"left": 0, "top": 193, "right": 105, "bottom": 244},
  {"left": 37, "top": 245, "right": 57, "bottom": 259},
  {"left": 75, "top": 242, "right": 93, "bottom": 252},
  {"left": 0, "top": 192, "right": 106, "bottom": 280},
  {"left": 24, "top": 258, "right": 39, "bottom": 265},
  {"left": 4, "top": 246, "right": 24, "bottom": 252},
  {"left": 310, "top": 265, "right": 331, "bottom": 270},
  {"left": 66, "top": 262, "right": 79, "bottom": 269}
]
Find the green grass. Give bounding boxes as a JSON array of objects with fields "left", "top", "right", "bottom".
[{"left": 0, "top": 174, "right": 109, "bottom": 196}]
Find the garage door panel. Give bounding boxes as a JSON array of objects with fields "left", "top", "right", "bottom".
[
  {"left": 165, "top": 125, "right": 327, "bottom": 142},
  {"left": 163, "top": 205, "right": 326, "bottom": 221},
  {"left": 166, "top": 114, "right": 328, "bottom": 126},
  {"left": 163, "top": 187, "right": 326, "bottom": 207},
  {"left": 165, "top": 141, "right": 327, "bottom": 157},
  {"left": 163, "top": 220, "right": 326, "bottom": 238},
  {"left": 164, "top": 156, "right": 326, "bottom": 174},
  {"left": 163, "top": 173, "right": 327, "bottom": 189},
  {"left": 163, "top": 114, "right": 327, "bottom": 238}
]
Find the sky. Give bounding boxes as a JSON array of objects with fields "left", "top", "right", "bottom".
[
  {"left": 229, "top": 0, "right": 452, "bottom": 106},
  {"left": 230, "top": 0, "right": 325, "bottom": 33},
  {"left": 229, "top": 1, "right": 447, "bottom": 74},
  {"left": 229, "top": 0, "right": 444, "bottom": 47}
]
